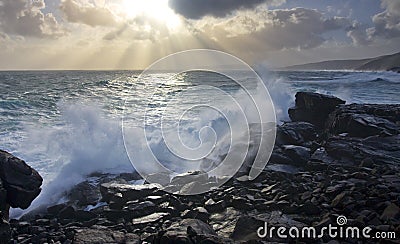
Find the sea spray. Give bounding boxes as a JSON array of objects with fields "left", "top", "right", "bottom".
[
  {"left": 10, "top": 102, "right": 133, "bottom": 218},
  {"left": 255, "top": 66, "right": 295, "bottom": 121}
]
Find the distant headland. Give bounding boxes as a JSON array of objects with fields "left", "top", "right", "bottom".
[{"left": 282, "top": 52, "right": 400, "bottom": 73}]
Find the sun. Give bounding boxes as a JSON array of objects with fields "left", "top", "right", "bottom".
[{"left": 122, "top": 0, "right": 182, "bottom": 30}]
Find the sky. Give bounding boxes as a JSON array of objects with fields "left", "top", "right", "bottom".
[{"left": 0, "top": 0, "right": 399, "bottom": 70}]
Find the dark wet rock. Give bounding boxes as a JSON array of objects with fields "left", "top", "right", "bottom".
[
  {"left": 171, "top": 171, "right": 209, "bottom": 186},
  {"left": 73, "top": 227, "right": 140, "bottom": 243},
  {"left": 0, "top": 181, "right": 7, "bottom": 220},
  {"left": 67, "top": 181, "right": 100, "bottom": 207},
  {"left": 288, "top": 92, "right": 345, "bottom": 127},
  {"left": 156, "top": 218, "right": 224, "bottom": 243},
  {"left": 34, "top": 218, "right": 50, "bottom": 225},
  {"left": 75, "top": 210, "right": 97, "bottom": 222},
  {"left": 181, "top": 207, "right": 210, "bottom": 223},
  {"left": 131, "top": 212, "right": 170, "bottom": 226},
  {"left": 309, "top": 147, "right": 336, "bottom": 166},
  {"left": 117, "top": 172, "right": 142, "bottom": 181},
  {"left": 179, "top": 181, "right": 211, "bottom": 195},
  {"left": 58, "top": 205, "right": 76, "bottom": 220},
  {"left": 326, "top": 104, "right": 400, "bottom": 137},
  {"left": 276, "top": 122, "right": 318, "bottom": 147},
  {"left": 204, "top": 199, "right": 226, "bottom": 213},
  {"left": 47, "top": 203, "right": 67, "bottom": 216},
  {"left": 230, "top": 215, "right": 264, "bottom": 241},
  {"left": 229, "top": 196, "right": 252, "bottom": 210},
  {"left": 144, "top": 172, "right": 171, "bottom": 186},
  {"left": 124, "top": 200, "right": 158, "bottom": 219},
  {"left": 380, "top": 203, "right": 400, "bottom": 220},
  {"left": 265, "top": 163, "right": 300, "bottom": 174},
  {"left": 0, "top": 150, "right": 43, "bottom": 209},
  {"left": 269, "top": 151, "right": 295, "bottom": 165},
  {"left": 209, "top": 207, "right": 241, "bottom": 238},
  {"left": 299, "top": 202, "right": 321, "bottom": 215},
  {"left": 324, "top": 135, "right": 400, "bottom": 165},
  {"left": 260, "top": 183, "right": 278, "bottom": 194},
  {"left": 0, "top": 218, "right": 11, "bottom": 243},
  {"left": 331, "top": 192, "right": 346, "bottom": 208},
  {"left": 282, "top": 145, "right": 311, "bottom": 165},
  {"left": 145, "top": 195, "right": 164, "bottom": 204},
  {"left": 359, "top": 157, "right": 375, "bottom": 168},
  {"left": 99, "top": 208, "right": 128, "bottom": 222},
  {"left": 100, "top": 182, "right": 161, "bottom": 203}
]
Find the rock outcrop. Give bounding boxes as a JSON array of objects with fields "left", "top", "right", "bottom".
[
  {"left": 288, "top": 92, "right": 345, "bottom": 127},
  {"left": 326, "top": 103, "right": 400, "bottom": 137},
  {"left": 0, "top": 150, "right": 43, "bottom": 210},
  {"left": 0, "top": 150, "right": 43, "bottom": 243}
]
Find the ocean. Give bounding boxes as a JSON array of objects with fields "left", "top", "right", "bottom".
[{"left": 1, "top": 69, "right": 399, "bottom": 214}]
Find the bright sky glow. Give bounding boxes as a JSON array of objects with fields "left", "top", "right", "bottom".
[{"left": 122, "top": 0, "right": 182, "bottom": 30}]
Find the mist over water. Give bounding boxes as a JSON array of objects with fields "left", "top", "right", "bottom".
[{"left": 1, "top": 69, "right": 399, "bottom": 216}]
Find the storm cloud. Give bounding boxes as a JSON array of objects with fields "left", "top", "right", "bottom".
[
  {"left": 60, "top": 0, "right": 118, "bottom": 27},
  {"left": 368, "top": 0, "right": 400, "bottom": 39},
  {"left": 168, "top": 0, "right": 285, "bottom": 19},
  {"left": 198, "top": 7, "right": 352, "bottom": 51},
  {"left": 0, "top": 0, "right": 65, "bottom": 38}
]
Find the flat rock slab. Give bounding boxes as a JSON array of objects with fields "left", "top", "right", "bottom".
[
  {"left": 74, "top": 227, "right": 140, "bottom": 244},
  {"left": 100, "top": 183, "right": 162, "bottom": 202},
  {"left": 131, "top": 212, "right": 170, "bottom": 225}
]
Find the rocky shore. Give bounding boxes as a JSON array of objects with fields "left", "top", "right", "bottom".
[{"left": 1, "top": 92, "right": 399, "bottom": 243}]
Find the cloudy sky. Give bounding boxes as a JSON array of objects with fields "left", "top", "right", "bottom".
[{"left": 0, "top": 0, "right": 399, "bottom": 70}]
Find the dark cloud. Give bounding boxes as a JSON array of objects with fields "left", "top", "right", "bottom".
[
  {"left": 168, "top": 0, "right": 284, "bottom": 19},
  {"left": 60, "top": 0, "right": 118, "bottom": 27},
  {"left": 368, "top": 0, "right": 400, "bottom": 39},
  {"left": 258, "top": 8, "right": 351, "bottom": 49},
  {"left": 200, "top": 8, "right": 352, "bottom": 51},
  {"left": 0, "top": 0, "right": 65, "bottom": 38}
]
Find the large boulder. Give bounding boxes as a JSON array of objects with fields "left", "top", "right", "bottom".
[
  {"left": 312, "top": 135, "right": 400, "bottom": 166},
  {"left": 276, "top": 122, "right": 318, "bottom": 147},
  {"left": 67, "top": 181, "right": 100, "bottom": 207},
  {"left": 326, "top": 104, "right": 400, "bottom": 137},
  {"left": 0, "top": 150, "right": 43, "bottom": 209},
  {"left": 99, "top": 182, "right": 161, "bottom": 203},
  {"left": 288, "top": 92, "right": 345, "bottom": 127}
]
